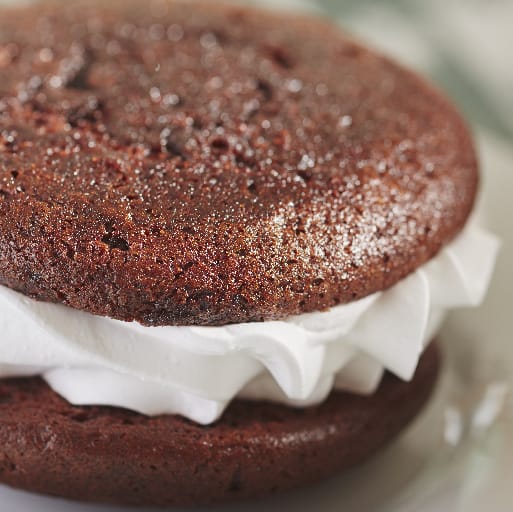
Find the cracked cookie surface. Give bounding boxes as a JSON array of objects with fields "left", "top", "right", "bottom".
[{"left": 0, "top": 1, "right": 477, "bottom": 325}]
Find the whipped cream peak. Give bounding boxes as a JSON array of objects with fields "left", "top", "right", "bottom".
[{"left": 0, "top": 222, "right": 499, "bottom": 424}]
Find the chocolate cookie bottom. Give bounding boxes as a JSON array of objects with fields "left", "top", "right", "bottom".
[{"left": 0, "top": 343, "right": 439, "bottom": 507}]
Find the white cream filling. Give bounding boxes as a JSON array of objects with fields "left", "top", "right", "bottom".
[{"left": 0, "top": 222, "right": 499, "bottom": 424}]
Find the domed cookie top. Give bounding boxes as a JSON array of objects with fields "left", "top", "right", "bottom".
[{"left": 0, "top": 1, "right": 477, "bottom": 325}]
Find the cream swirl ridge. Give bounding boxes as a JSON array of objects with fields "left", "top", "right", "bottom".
[{"left": 0, "top": 222, "right": 499, "bottom": 424}]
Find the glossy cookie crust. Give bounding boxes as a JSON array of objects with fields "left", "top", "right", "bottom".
[{"left": 0, "top": 1, "right": 477, "bottom": 325}]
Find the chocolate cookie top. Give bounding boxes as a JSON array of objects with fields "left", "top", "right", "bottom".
[{"left": 0, "top": 1, "right": 477, "bottom": 325}]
